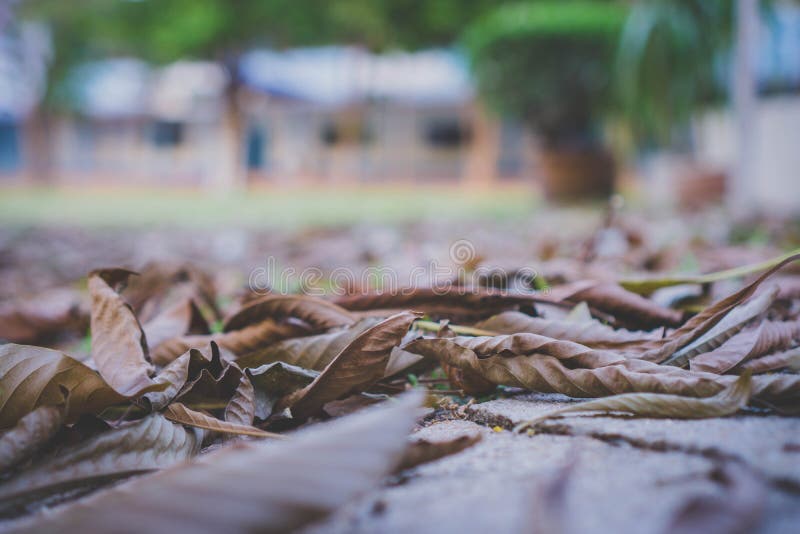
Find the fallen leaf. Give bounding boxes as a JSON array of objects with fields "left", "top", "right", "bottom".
[
  {"left": 0, "top": 405, "right": 64, "bottom": 473},
  {"left": 279, "top": 312, "right": 419, "bottom": 420},
  {"left": 163, "top": 403, "right": 282, "bottom": 439},
  {"left": 224, "top": 374, "right": 256, "bottom": 426},
  {"left": 0, "top": 344, "right": 128, "bottom": 428},
  {"left": 0, "top": 414, "right": 200, "bottom": 517},
  {"left": 661, "top": 286, "right": 778, "bottom": 367},
  {"left": 738, "top": 346, "right": 800, "bottom": 374},
  {"left": 88, "top": 269, "right": 156, "bottom": 396},
  {"left": 246, "top": 362, "right": 318, "bottom": 420},
  {"left": 222, "top": 294, "right": 356, "bottom": 332},
  {"left": 411, "top": 338, "right": 799, "bottom": 401},
  {"left": 142, "top": 348, "right": 212, "bottom": 411},
  {"left": 547, "top": 281, "right": 683, "bottom": 329},
  {"left": 404, "top": 333, "right": 624, "bottom": 371},
  {"left": 516, "top": 373, "right": 752, "bottom": 431},
  {"left": 142, "top": 298, "right": 210, "bottom": 351},
  {"left": 476, "top": 311, "right": 660, "bottom": 350},
  {"left": 9, "top": 391, "right": 423, "bottom": 534},
  {"left": 235, "top": 318, "right": 380, "bottom": 370},
  {"left": 333, "top": 287, "right": 552, "bottom": 322},
  {"left": 635, "top": 253, "right": 800, "bottom": 362},
  {"left": 620, "top": 247, "right": 800, "bottom": 295},
  {"left": 0, "top": 289, "right": 88, "bottom": 344},
  {"left": 151, "top": 319, "right": 310, "bottom": 366},
  {"left": 689, "top": 320, "right": 799, "bottom": 374}
]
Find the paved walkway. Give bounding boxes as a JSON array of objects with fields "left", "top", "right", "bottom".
[{"left": 308, "top": 394, "right": 800, "bottom": 533}]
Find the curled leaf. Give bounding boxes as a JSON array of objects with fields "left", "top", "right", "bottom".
[
  {"left": 235, "top": 318, "right": 380, "bottom": 370},
  {"left": 151, "top": 319, "right": 310, "bottom": 366},
  {"left": 10, "top": 391, "right": 424, "bottom": 534},
  {"left": 476, "top": 311, "right": 660, "bottom": 349},
  {"left": 142, "top": 298, "right": 210, "bottom": 351},
  {"left": 635, "top": 254, "right": 800, "bottom": 362},
  {"left": 662, "top": 287, "right": 778, "bottom": 367},
  {"left": 0, "top": 344, "right": 126, "bottom": 428},
  {"left": 619, "top": 247, "right": 800, "bottom": 295},
  {"left": 0, "top": 289, "right": 88, "bottom": 345},
  {"left": 142, "top": 348, "right": 211, "bottom": 411},
  {"left": 515, "top": 373, "right": 753, "bottom": 432},
  {"left": 246, "top": 362, "right": 318, "bottom": 420},
  {"left": 163, "top": 403, "right": 282, "bottom": 439},
  {"left": 738, "top": 346, "right": 800, "bottom": 374},
  {"left": 280, "top": 311, "right": 419, "bottom": 420},
  {"left": 88, "top": 268, "right": 156, "bottom": 396},
  {"left": 223, "top": 294, "right": 355, "bottom": 332},
  {"left": 334, "top": 287, "right": 551, "bottom": 322},
  {"left": 412, "top": 337, "right": 797, "bottom": 401},
  {"left": 224, "top": 375, "right": 256, "bottom": 426},
  {"left": 404, "top": 333, "right": 624, "bottom": 371},
  {"left": 690, "top": 320, "right": 799, "bottom": 374},
  {"left": 547, "top": 281, "right": 683, "bottom": 329}
]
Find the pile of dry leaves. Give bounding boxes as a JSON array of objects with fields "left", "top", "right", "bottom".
[{"left": 1, "top": 247, "right": 800, "bottom": 532}]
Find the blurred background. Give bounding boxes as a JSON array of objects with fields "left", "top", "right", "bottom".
[{"left": 0, "top": 0, "right": 799, "bottom": 222}]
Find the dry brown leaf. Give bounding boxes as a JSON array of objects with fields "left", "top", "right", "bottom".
[
  {"left": 224, "top": 375, "right": 256, "bottom": 426},
  {"left": 142, "top": 297, "right": 210, "bottom": 351},
  {"left": 172, "top": 345, "right": 243, "bottom": 410},
  {"left": 163, "top": 403, "right": 282, "bottom": 439},
  {"left": 547, "top": 281, "right": 683, "bottom": 329},
  {"left": 142, "top": 348, "right": 213, "bottom": 411},
  {"left": 396, "top": 428, "right": 482, "bottom": 471},
  {"left": 151, "top": 319, "right": 310, "bottom": 366},
  {"left": 279, "top": 311, "right": 419, "bottom": 420},
  {"left": 635, "top": 254, "right": 800, "bottom": 362},
  {"left": 410, "top": 338, "right": 800, "bottom": 402},
  {"left": 404, "top": 333, "right": 624, "bottom": 371},
  {"left": 0, "top": 289, "right": 88, "bottom": 345},
  {"left": 0, "top": 406, "right": 64, "bottom": 473},
  {"left": 0, "top": 344, "right": 128, "bottom": 428},
  {"left": 690, "top": 320, "right": 799, "bottom": 374},
  {"left": 516, "top": 373, "right": 752, "bottom": 431},
  {"left": 235, "top": 318, "right": 380, "bottom": 370},
  {"left": 123, "top": 263, "right": 218, "bottom": 324},
  {"left": 10, "top": 391, "right": 423, "bottom": 534},
  {"left": 222, "top": 294, "right": 356, "bottom": 332},
  {"left": 246, "top": 362, "right": 318, "bottom": 420},
  {"left": 661, "top": 287, "right": 778, "bottom": 367},
  {"left": 476, "top": 311, "right": 660, "bottom": 349},
  {"left": 333, "top": 287, "right": 553, "bottom": 322},
  {"left": 0, "top": 415, "right": 200, "bottom": 516},
  {"left": 88, "top": 268, "right": 156, "bottom": 396},
  {"left": 738, "top": 346, "right": 800, "bottom": 374}
]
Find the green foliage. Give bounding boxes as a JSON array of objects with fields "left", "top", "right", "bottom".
[
  {"left": 21, "top": 0, "right": 510, "bottom": 109},
  {"left": 615, "top": 0, "right": 734, "bottom": 146},
  {"left": 464, "top": 1, "right": 628, "bottom": 146}
]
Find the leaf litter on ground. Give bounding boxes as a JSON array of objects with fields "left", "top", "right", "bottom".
[{"left": 0, "top": 234, "right": 799, "bottom": 530}]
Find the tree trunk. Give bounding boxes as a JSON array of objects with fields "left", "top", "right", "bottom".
[{"left": 23, "top": 105, "right": 54, "bottom": 186}]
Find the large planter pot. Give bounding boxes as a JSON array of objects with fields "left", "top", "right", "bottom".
[{"left": 539, "top": 146, "right": 615, "bottom": 201}]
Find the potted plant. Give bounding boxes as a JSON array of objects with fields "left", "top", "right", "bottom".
[
  {"left": 615, "top": 0, "right": 734, "bottom": 208},
  {"left": 464, "top": 1, "right": 628, "bottom": 201}
]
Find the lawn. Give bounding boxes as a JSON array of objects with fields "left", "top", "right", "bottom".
[{"left": 0, "top": 185, "right": 539, "bottom": 228}]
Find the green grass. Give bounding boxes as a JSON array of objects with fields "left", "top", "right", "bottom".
[{"left": 0, "top": 185, "right": 538, "bottom": 228}]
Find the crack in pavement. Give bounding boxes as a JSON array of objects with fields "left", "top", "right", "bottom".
[{"left": 423, "top": 406, "right": 800, "bottom": 495}]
